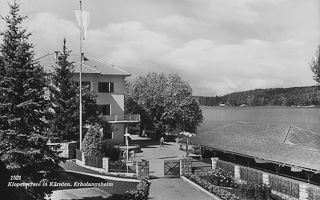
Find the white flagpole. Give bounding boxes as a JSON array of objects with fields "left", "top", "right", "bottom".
[{"left": 79, "top": 0, "right": 83, "bottom": 150}]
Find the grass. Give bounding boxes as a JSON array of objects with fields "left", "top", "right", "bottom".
[{"left": 56, "top": 161, "right": 139, "bottom": 199}]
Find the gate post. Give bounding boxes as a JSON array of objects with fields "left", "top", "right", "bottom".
[
  {"left": 181, "top": 158, "right": 192, "bottom": 176},
  {"left": 211, "top": 157, "right": 219, "bottom": 170},
  {"left": 136, "top": 159, "right": 149, "bottom": 179}
]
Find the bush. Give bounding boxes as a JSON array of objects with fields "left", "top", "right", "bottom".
[
  {"left": 240, "top": 182, "right": 271, "bottom": 200},
  {"left": 103, "top": 145, "right": 121, "bottom": 161},
  {"left": 208, "top": 168, "right": 237, "bottom": 188},
  {"left": 125, "top": 179, "right": 150, "bottom": 200},
  {"left": 82, "top": 124, "right": 104, "bottom": 157},
  {"left": 184, "top": 173, "right": 241, "bottom": 200}
]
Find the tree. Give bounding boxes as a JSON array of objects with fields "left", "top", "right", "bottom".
[
  {"left": 48, "top": 39, "right": 99, "bottom": 141},
  {"left": 125, "top": 72, "right": 203, "bottom": 133},
  {"left": 0, "top": 2, "right": 61, "bottom": 199},
  {"left": 310, "top": 45, "right": 320, "bottom": 84},
  {"left": 82, "top": 124, "right": 104, "bottom": 157}
]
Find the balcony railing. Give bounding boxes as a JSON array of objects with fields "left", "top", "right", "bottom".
[{"left": 106, "top": 114, "right": 140, "bottom": 123}]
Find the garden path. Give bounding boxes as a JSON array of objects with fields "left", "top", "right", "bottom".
[{"left": 131, "top": 135, "right": 216, "bottom": 200}]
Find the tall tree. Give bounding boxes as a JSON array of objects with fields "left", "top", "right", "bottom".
[
  {"left": 48, "top": 39, "right": 79, "bottom": 141},
  {"left": 125, "top": 72, "right": 203, "bottom": 133},
  {"left": 48, "top": 39, "right": 99, "bottom": 141},
  {"left": 310, "top": 45, "right": 320, "bottom": 84},
  {"left": 0, "top": 2, "right": 61, "bottom": 199}
]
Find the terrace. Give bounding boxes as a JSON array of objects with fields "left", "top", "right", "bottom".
[{"left": 106, "top": 114, "right": 140, "bottom": 124}]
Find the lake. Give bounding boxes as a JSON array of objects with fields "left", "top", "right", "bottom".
[{"left": 197, "top": 106, "right": 320, "bottom": 134}]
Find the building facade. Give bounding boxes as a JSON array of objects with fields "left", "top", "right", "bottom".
[{"left": 39, "top": 53, "right": 140, "bottom": 145}]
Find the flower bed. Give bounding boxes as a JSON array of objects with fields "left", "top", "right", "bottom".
[
  {"left": 185, "top": 173, "right": 241, "bottom": 200},
  {"left": 185, "top": 171, "right": 284, "bottom": 200},
  {"left": 125, "top": 179, "right": 150, "bottom": 200}
]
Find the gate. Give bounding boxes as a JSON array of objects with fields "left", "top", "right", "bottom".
[{"left": 164, "top": 160, "right": 180, "bottom": 178}]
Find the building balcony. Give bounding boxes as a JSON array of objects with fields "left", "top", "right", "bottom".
[{"left": 106, "top": 114, "right": 140, "bottom": 123}]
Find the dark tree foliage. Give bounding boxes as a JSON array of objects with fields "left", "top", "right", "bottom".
[
  {"left": 48, "top": 39, "right": 79, "bottom": 141},
  {"left": 195, "top": 86, "right": 320, "bottom": 107},
  {"left": 47, "top": 39, "right": 99, "bottom": 141},
  {"left": 125, "top": 72, "right": 203, "bottom": 133},
  {"left": 310, "top": 45, "right": 320, "bottom": 84},
  {"left": 0, "top": 2, "right": 61, "bottom": 200}
]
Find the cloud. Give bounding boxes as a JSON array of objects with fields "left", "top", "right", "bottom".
[{"left": 0, "top": 0, "right": 318, "bottom": 96}]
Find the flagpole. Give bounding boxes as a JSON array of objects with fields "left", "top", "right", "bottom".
[{"left": 79, "top": 0, "right": 83, "bottom": 150}]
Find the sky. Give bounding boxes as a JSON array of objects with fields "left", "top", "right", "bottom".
[{"left": 0, "top": 0, "right": 319, "bottom": 96}]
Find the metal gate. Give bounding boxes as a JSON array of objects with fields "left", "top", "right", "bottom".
[{"left": 164, "top": 160, "right": 180, "bottom": 178}]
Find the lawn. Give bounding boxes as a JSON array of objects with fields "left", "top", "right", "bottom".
[{"left": 55, "top": 161, "right": 139, "bottom": 199}]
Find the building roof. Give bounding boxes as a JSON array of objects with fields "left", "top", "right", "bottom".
[
  {"left": 189, "top": 122, "right": 320, "bottom": 172},
  {"left": 37, "top": 53, "right": 131, "bottom": 76}
]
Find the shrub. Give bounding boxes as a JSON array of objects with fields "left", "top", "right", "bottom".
[
  {"left": 125, "top": 179, "right": 150, "bottom": 200},
  {"left": 82, "top": 124, "right": 104, "bottom": 157},
  {"left": 184, "top": 173, "right": 241, "bottom": 200},
  {"left": 240, "top": 182, "right": 271, "bottom": 200},
  {"left": 103, "top": 145, "right": 121, "bottom": 161},
  {"left": 208, "top": 168, "right": 237, "bottom": 188}
]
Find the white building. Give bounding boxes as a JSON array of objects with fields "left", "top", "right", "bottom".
[{"left": 39, "top": 53, "right": 140, "bottom": 145}]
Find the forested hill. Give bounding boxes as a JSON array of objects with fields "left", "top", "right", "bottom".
[{"left": 194, "top": 86, "right": 320, "bottom": 107}]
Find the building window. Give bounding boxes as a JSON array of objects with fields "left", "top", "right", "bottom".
[
  {"left": 74, "top": 81, "right": 91, "bottom": 90},
  {"left": 98, "top": 104, "right": 111, "bottom": 115},
  {"left": 98, "top": 82, "right": 114, "bottom": 93}
]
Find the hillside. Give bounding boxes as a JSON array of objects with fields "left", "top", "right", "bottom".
[{"left": 195, "top": 86, "right": 320, "bottom": 107}]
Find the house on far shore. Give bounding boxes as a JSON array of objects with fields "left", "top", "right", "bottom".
[{"left": 38, "top": 53, "right": 140, "bottom": 145}]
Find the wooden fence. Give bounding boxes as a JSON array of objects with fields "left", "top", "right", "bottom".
[
  {"left": 85, "top": 155, "right": 103, "bottom": 168},
  {"left": 216, "top": 160, "right": 320, "bottom": 200}
]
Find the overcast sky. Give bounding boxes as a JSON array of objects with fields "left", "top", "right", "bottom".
[{"left": 0, "top": 0, "right": 319, "bottom": 96}]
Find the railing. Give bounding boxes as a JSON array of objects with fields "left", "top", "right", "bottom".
[{"left": 106, "top": 114, "right": 140, "bottom": 122}]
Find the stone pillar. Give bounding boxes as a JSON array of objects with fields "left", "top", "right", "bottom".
[
  {"left": 211, "top": 157, "right": 219, "bottom": 170},
  {"left": 136, "top": 160, "right": 149, "bottom": 179},
  {"left": 299, "top": 184, "right": 308, "bottom": 200},
  {"left": 103, "top": 157, "right": 109, "bottom": 172},
  {"left": 262, "top": 173, "right": 269, "bottom": 185},
  {"left": 82, "top": 153, "right": 85, "bottom": 165},
  {"left": 180, "top": 158, "right": 192, "bottom": 176},
  {"left": 234, "top": 165, "right": 241, "bottom": 180}
]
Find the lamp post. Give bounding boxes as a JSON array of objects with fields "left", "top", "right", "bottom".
[
  {"left": 124, "top": 128, "right": 131, "bottom": 174},
  {"left": 124, "top": 129, "right": 131, "bottom": 161},
  {"left": 180, "top": 132, "right": 195, "bottom": 158}
]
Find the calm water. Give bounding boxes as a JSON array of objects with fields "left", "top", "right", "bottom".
[{"left": 197, "top": 106, "right": 320, "bottom": 134}]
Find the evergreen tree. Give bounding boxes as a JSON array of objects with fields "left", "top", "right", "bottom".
[
  {"left": 0, "top": 2, "right": 61, "bottom": 199},
  {"left": 48, "top": 39, "right": 79, "bottom": 141},
  {"left": 48, "top": 39, "right": 99, "bottom": 141}
]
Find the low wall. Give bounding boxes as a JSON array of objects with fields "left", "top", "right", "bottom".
[
  {"left": 214, "top": 159, "right": 320, "bottom": 200},
  {"left": 47, "top": 141, "right": 77, "bottom": 159},
  {"left": 75, "top": 149, "right": 149, "bottom": 179}
]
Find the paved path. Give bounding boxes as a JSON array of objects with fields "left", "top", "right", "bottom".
[
  {"left": 149, "top": 178, "right": 216, "bottom": 200},
  {"left": 131, "top": 136, "right": 215, "bottom": 199},
  {"left": 50, "top": 136, "right": 215, "bottom": 199},
  {"left": 132, "top": 140, "right": 187, "bottom": 177}
]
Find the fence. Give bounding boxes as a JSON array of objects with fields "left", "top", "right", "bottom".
[
  {"left": 85, "top": 155, "right": 103, "bottom": 168},
  {"left": 215, "top": 159, "right": 320, "bottom": 200},
  {"left": 75, "top": 149, "right": 149, "bottom": 179}
]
